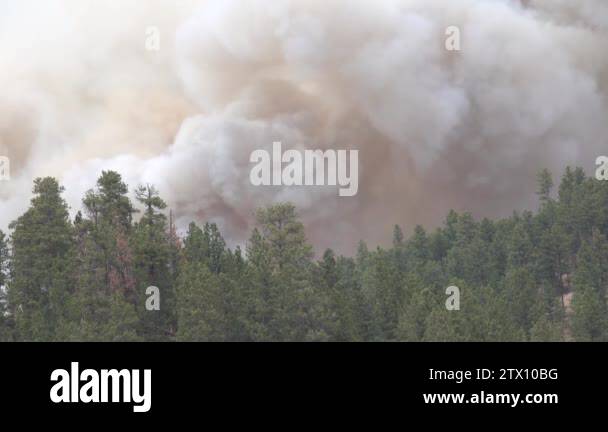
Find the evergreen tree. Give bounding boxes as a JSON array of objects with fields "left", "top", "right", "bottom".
[
  {"left": 244, "top": 204, "right": 330, "bottom": 341},
  {"left": 570, "top": 231, "right": 608, "bottom": 341},
  {"left": 71, "top": 171, "right": 140, "bottom": 341},
  {"left": 362, "top": 248, "right": 405, "bottom": 340},
  {"left": 176, "top": 261, "right": 226, "bottom": 341},
  {"left": 7, "top": 178, "right": 76, "bottom": 341},
  {"left": 571, "top": 284, "right": 608, "bottom": 341},
  {"left": 536, "top": 168, "right": 554, "bottom": 204},
  {"left": 132, "top": 185, "right": 176, "bottom": 340},
  {"left": 530, "top": 313, "right": 563, "bottom": 342}
]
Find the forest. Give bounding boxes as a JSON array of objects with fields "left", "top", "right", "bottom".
[{"left": 0, "top": 166, "right": 607, "bottom": 342}]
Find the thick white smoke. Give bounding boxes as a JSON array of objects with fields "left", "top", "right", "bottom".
[{"left": 0, "top": 0, "right": 607, "bottom": 253}]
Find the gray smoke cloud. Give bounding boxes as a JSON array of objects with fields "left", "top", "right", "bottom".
[{"left": 0, "top": 0, "right": 607, "bottom": 253}]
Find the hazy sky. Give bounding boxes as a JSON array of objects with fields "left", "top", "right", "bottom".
[{"left": 1, "top": 0, "right": 607, "bottom": 253}]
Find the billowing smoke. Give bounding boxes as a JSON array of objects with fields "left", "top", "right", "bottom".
[{"left": 1, "top": 0, "right": 607, "bottom": 253}]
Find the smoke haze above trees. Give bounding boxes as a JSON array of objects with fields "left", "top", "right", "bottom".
[{"left": 0, "top": 0, "right": 607, "bottom": 253}]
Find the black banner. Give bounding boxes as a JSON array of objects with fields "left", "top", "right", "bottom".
[{"left": 0, "top": 343, "right": 605, "bottom": 422}]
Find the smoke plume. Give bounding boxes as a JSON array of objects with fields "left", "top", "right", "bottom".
[{"left": 1, "top": 0, "right": 607, "bottom": 253}]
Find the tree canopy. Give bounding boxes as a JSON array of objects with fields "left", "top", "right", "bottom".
[{"left": 1, "top": 167, "right": 607, "bottom": 341}]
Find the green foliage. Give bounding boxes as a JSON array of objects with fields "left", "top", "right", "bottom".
[
  {"left": 132, "top": 185, "right": 176, "bottom": 341},
  {"left": 71, "top": 171, "right": 140, "bottom": 341},
  {"left": 241, "top": 204, "right": 331, "bottom": 341},
  {"left": 176, "top": 262, "right": 225, "bottom": 341},
  {"left": 2, "top": 167, "right": 608, "bottom": 341},
  {"left": 7, "top": 178, "right": 76, "bottom": 341},
  {"left": 536, "top": 169, "right": 554, "bottom": 204}
]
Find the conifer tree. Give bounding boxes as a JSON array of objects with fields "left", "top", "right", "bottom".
[
  {"left": 8, "top": 178, "right": 76, "bottom": 341},
  {"left": 133, "top": 185, "right": 176, "bottom": 340},
  {"left": 72, "top": 171, "right": 140, "bottom": 341},
  {"left": 176, "top": 261, "right": 225, "bottom": 341},
  {"left": 571, "top": 231, "right": 608, "bottom": 341},
  {"left": 245, "top": 204, "right": 330, "bottom": 341},
  {"left": 536, "top": 168, "right": 554, "bottom": 204}
]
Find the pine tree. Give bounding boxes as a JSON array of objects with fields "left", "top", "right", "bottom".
[
  {"left": 363, "top": 248, "right": 404, "bottom": 340},
  {"left": 530, "top": 313, "right": 563, "bottom": 342},
  {"left": 328, "top": 256, "right": 368, "bottom": 341},
  {"left": 176, "top": 261, "right": 226, "bottom": 341},
  {"left": 407, "top": 225, "right": 430, "bottom": 263},
  {"left": 245, "top": 204, "right": 330, "bottom": 341},
  {"left": 507, "top": 222, "right": 533, "bottom": 270},
  {"left": 570, "top": 231, "right": 608, "bottom": 341},
  {"left": 132, "top": 184, "right": 176, "bottom": 340},
  {"left": 536, "top": 169, "right": 554, "bottom": 204},
  {"left": 572, "top": 230, "right": 608, "bottom": 300},
  {"left": 72, "top": 171, "right": 140, "bottom": 341},
  {"left": 182, "top": 221, "right": 227, "bottom": 274},
  {"left": 571, "top": 284, "right": 608, "bottom": 341},
  {"left": 502, "top": 268, "right": 538, "bottom": 336},
  {"left": 319, "top": 249, "right": 338, "bottom": 289},
  {"left": 7, "top": 178, "right": 76, "bottom": 341},
  {"left": 396, "top": 277, "right": 433, "bottom": 341},
  {"left": 392, "top": 225, "right": 404, "bottom": 248}
]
